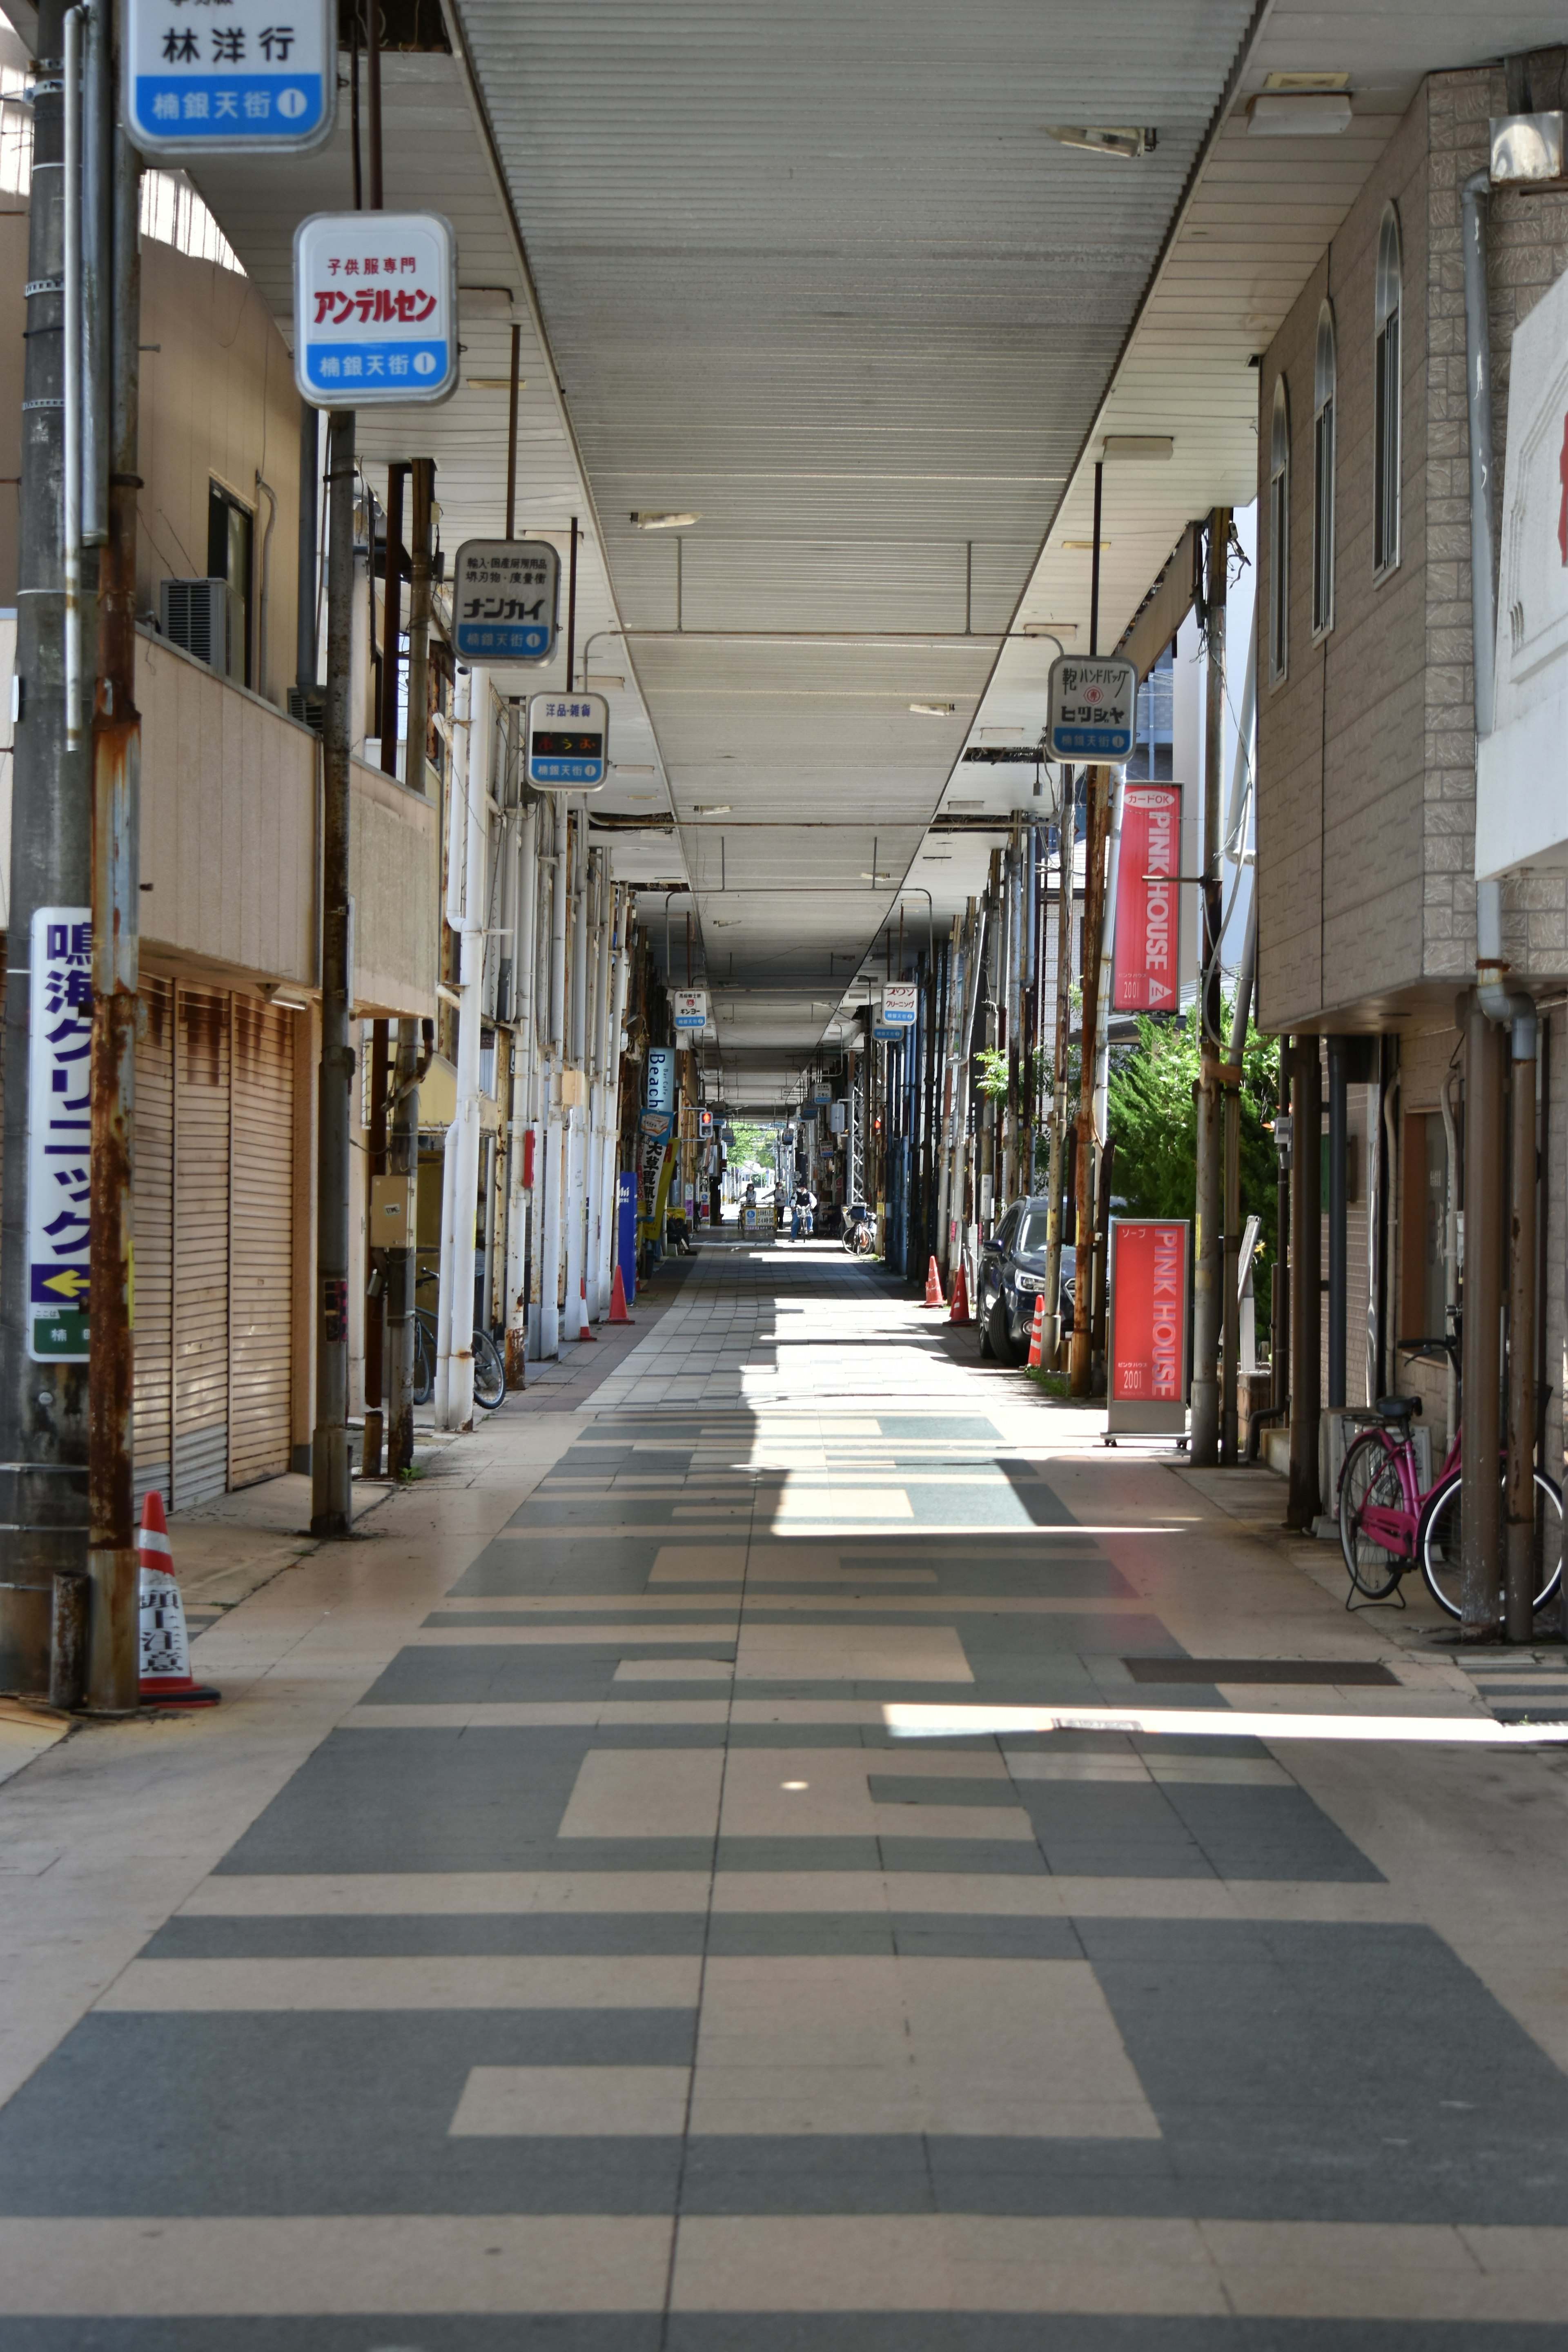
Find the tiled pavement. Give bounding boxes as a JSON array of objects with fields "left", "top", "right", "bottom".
[{"left": 3, "top": 1241, "right": 1568, "bottom": 2341}]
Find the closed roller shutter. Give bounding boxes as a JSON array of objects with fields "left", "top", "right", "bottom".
[
  {"left": 172, "top": 987, "right": 230, "bottom": 1507},
  {"left": 132, "top": 978, "right": 175, "bottom": 1509},
  {"left": 228, "top": 997, "right": 294, "bottom": 1487}
]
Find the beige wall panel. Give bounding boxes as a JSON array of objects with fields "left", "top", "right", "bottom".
[{"left": 350, "top": 757, "right": 438, "bottom": 1019}]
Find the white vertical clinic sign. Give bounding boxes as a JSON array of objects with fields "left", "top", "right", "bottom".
[
  {"left": 125, "top": 0, "right": 334, "bottom": 154},
  {"left": 27, "top": 909, "right": 94, "bottom": 1363},
  {"left": 293, "top": 212, "right": 458, "bottom": 408}
]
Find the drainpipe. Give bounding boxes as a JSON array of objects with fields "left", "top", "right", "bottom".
[
  {"left": 1326, "top": 1036, "right": 1348, "bottom": 1410},
  {"left": 504, "top": 797, "right": 538, "bottom": 1383},
  {"left": 436, "top": 664, "right": 488, "bottom": 1431},
  {"left": 1223, "top": 889, "right": 1257, "bottom": 1461},
  {"left": 1439, "top": 1071, "right": 1460, "bottom": 1436},
  {"left": 540, "top": 806, "right": 568, "bottom": 1356},
  {"left": 1461, "top": 163, "right": 1511, "bottom": 1639},
  {"left": 1287, "top": 1036, "right": 1323, "bottom": 1530}
]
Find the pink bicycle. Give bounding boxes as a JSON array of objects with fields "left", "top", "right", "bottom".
[{"left": 1338, "top": 1324, "right": 1562, "bottom": 1619}]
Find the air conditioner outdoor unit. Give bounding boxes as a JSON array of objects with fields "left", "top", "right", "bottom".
[{"left": 160, "top": 576, "right": 244, "bottom": 680}]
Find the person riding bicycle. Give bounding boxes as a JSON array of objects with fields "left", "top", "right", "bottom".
[{"left": 791, "top": 1182, "right": 816, "bottom": 1241}]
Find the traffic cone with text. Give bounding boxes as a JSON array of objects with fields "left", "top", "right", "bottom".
[
  {"left": 138, "top": 1491, "right": 220, "bottom": 1707},
  {"left": 1027, "top": 1294, "right": 1047, "bottom": 1369},
  {"left": 608, "top": 1264, "right": 634, "bottom": 1324},
  {"left": 948, "top": 1260, "right": 972, "bottom": 1326},
  {"left": 574, "top": 1275, "right": 597, "bottom": 1340},
  {"left": 923, "top": 1256, "right": 943, "bottom": 1307}
]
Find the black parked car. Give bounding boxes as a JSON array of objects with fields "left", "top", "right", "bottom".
[{"left": 976, "top": 1196, "right": 1073, "bottom": 1363}]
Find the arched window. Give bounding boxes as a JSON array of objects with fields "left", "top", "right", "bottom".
[
  {"left": 1312, "top": 303, "right": 1336, "bottom": 637},
  {"left": 1269, "top": 376, "right": 1290, "bottom": 684},
  {"left": 1374, "top": 205, "right": 1401, "bottom": 575}
]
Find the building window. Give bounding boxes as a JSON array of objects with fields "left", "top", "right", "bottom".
[
  {"left": 207, "top": 481, "right": 254, "bottom": 688},
  {"left": 1269, "top": 377, "right": 1290, "bottom": 685},
  {"left": 1374, "top": 205, "right": 1401, "bottom": 578},
  {"left": 1312, "top": 303, "right": 1336, "bottom": 638}
]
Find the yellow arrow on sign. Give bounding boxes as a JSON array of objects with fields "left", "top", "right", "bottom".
[{"left": 42, "top": 1269, "right": 88, "bottom": 1300}]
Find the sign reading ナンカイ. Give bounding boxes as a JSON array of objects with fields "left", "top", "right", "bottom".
[{"left": 452, "top": 541, "right": 559, "bottom": 664}]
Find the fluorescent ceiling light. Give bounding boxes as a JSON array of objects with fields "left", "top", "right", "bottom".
[
  {"left": 1046, "top": 124, "right": 1152, "bottom": 160},
  {"left": 978, "top": 729, "right": 1024, "bottom": 744},
  {"left": 860, "top": 871, "right": 892, "bottom": 881},
  {"left": 465, "top": 376, "right": 528, "bottom": 391},
  {"left": 1102, "top": 435, "right": 1172, "bottom": 461},
  {"left": 612, "top": 763, "right": 656, "bottom": 775},
  {"left": 1263, "top": 70, "right": 1349, "bottom": 92},
  {"left": 946, "top": 799, "right": 985, "bottom": 811},
  {"left": 1022, "top": 621, "right": 1075, "bottom": 638},
  {"left": 1247, "top": 93, "right": 1352, "bottom": 136},
  {"left": 1062, "top": 539, "right": 1109, "bottom": 552},
  {"left": 586, "top": 673, "right": 624, "bottom": 689},
  {"left": 909, "top": 701, "right": 956, "bottom": 717},
  {"left": 692, "top": 803, "right": 731, "bottom": 815},
  {"left": 632, "top": 510, "right": 700, "bottom": 529}
]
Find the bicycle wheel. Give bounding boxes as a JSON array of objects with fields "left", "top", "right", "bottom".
[
  {"left": 1338, "top": 1428, "right": 1408, "bottom": 1599},
  {"left": 1419, "top": 1467, "right": 1564, "bottom": 1620},
  {"left": 472, "top": 1328, "right": 506, "bottom": 1412},
  {"left": 412, "top": 1314, "right": 434, "bottom": 1407}
]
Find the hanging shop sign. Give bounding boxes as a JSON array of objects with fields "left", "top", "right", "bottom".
[
  {"left": 293, "top": 211, "right": 457, "bottom": 407},
  {"left": 1107, "top": 1218, "right": 1189, "bottom": 1438},
  {"left": 27, "top": 908, "right": 92, "bottom": 1362},
  {"left": 672, "top": 989, "right": 708, "bottom": 1032},
  {"left": 880, "top": 982, "right": 918, "bottom": 1027},
  {"left": 645, "top": 1046, "right": 676, "bottom": 1113},
  {"left": 1047, "top": 653, "right": 1137, "bottom": 763},
  {"left": 452, "top": 540, "right": 559, "bottom": 664},
  {"left": 872, "top": 1023, "right": 901, "bottom": 1042},
  {"left": 525, "top": 692, "right": 609, "bottom": 791},
  {"left": 126, "top": 0, "right": 334, "bottom": 154},
  {"left": 1113, "top": 782, "right": 1183, "bottom": 1013}
]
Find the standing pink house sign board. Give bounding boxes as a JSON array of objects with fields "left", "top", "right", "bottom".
[
  {"left": 1113, "top": 783, "right": 1182, "bottom": 1013},
  {"left": 1107, "top": 1218, "right": 1190, "bottom": 1438}
]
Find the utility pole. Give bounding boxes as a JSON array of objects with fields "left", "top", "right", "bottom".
[
  {"left": 1042, "top": 773, "right": 1074, "bottom": 1365},
  {"left": 1189, "top": 508, "right": 1229, "bottom": 1466},
  {"left": 310, "top": 408, "right": 356, "bottom": 1539},
  {"left": 385, "top": 456, "right": 434, "bottom": 1477},
  {"left": 85, "top": 86, "right": 139, "bottom": 1710},
  {"left": 1069, "top": 766, "right": 1110, "bottom": 1396},
  {"left": 0, "top": 0, "right": 96, "bottom": 1699}
]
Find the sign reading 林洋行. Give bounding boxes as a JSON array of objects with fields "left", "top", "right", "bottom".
[
  {"left": 293, "top": 212, "right": 457, "bottom": 407},
  {"left": 125, "top": 0, "right": 334, "bottom": 153},
  {"left": 27, "top": 909, "right": 93, "bottom": 1363},
  {"left": 452, "top": 541, "right": 559, "bottom": 664},
  {"left": 1047, "top": 655, "right": 1137, "bottom": 763}
]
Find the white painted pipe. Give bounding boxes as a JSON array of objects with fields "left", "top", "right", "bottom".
[
  {"left": 505, "top": 800, "right": 539, "bottom": 1354},
  {"left": 540, "top": 800, "right": 568, "bottom": 1357},
  {"left": 439, "top": 666, "right": 489, "bottom": 1429}
]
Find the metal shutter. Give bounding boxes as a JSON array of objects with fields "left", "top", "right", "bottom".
[
  {"left": 227, "top": 996, "right": 294, "bottom": 1487},
  {"left": 172, "top": 987, "right": 230, "bottom": 1507},
  {"left": 133, "top": 978, "right": 175, "bottom": 1510}
]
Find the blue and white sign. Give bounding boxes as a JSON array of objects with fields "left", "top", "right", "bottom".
[
  {"left": 27, "top": 908, "right": 92, "bottom": 1362},
  {"left": 293, "top": 211, "right": 457, "bottom": 409},
  {"left": 1047, "top": 654, "right": 1138, "bottom": 763},
  {"left": 453, "top": 540, "right": 559, "bottom": 664},
  {"left": 645, "top": 1046, "right": 676, "bottom": 1113},
  {"left": 873, "top": 1022, "right": 901, "bottom": 1041},
  {"left": 672, "top": 990, "right": 708, "bottom": 1033},
  {"left": 126, "top": 0, "right": 334, "bottom": 153},
  {"left": 526, "top": 693, "right": 608, "bottom": 791},
  {"left": 880, "top": 982, "right": 918, "bottom": 1028}
]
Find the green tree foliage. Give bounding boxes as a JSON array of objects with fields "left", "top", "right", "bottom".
[
  {"left": 727, "top": 1120, "right": 779, "bottom": 1176},
  {"left": 1107, "top": 999, "right": 1282, "bottom": 1299}
]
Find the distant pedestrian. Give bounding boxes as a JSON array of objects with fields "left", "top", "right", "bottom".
[
  {"left": 791, "top": 1183, "right": 816, "bottom": 1241},
  {"left": 709, "top": 1175, "right": 723, "bottom": 1227}
]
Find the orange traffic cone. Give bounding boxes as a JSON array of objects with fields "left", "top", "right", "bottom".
[
  {"left": 923, "top": 1255, "right": 943, "bottom": 1307},
  {"left": 1027, "top": 1294, "right": 1047, "bottom": 1368},
  {"left": 608, "top": 1264, "right": 634, "bottom": 1324},
  {"left": 948, "top": 1261, "right": 972, "bottom": 1326},
  {"left": 574, "top": 1275, "right": 597, "bottom": 1340},
  {"left": 138, "top": 1491, "right": 219, "bottom": 1708}
]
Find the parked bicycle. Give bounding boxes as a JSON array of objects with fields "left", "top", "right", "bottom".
[
  {"left": 410, "top": 1267, "right": 506, "bottom": 1412},
  {"left": 841, "top": 1203, "right": 876, "bottom": 1257},
  {"left": 1338, "top": 1316, "right": 1561, "bottom": 1619}
]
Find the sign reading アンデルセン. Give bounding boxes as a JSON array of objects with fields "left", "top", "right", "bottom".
[
  {"left": 1107, "top": 1218, "right": 1189, "bottom": 1437},
  {"left": 27, "top": 909, "right": 93, "bottom": 1363},
  {"left": 1113, "top": 782, "right": 1182, "bottom": 1012},
  {"left": 293, "top": 212, "right": 457, "bottom": 408},
  {"left": 125, "top": 0, "right": 334, "bottom": 153}
]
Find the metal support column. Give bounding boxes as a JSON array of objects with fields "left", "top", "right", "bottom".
[
  {"left": 1190, "top": 508, "right": 1229, "bottom": 1466},
  {"left": 1461, "top": 996, "right": 1505, "bottom": 1638},
  {"left": 1326, "top": 1034, "right": 1348, "bottom": 1409},
  {"left": 1069, "top": 767, "right": 1110, "bottom": 1396},
  {"left": 1505, "top": 1018, "right": 1538, "bottom": 1642},
  {"left": 1287, "top": 1038, "right": 1323, "bottom": 1530}
]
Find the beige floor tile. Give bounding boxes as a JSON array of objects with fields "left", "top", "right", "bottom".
[
  {"left": 344, "top": 1702, "right": 733, "bottom": 1728},
  {"left": 612, "top": 1659, "right": 735, "bottom": 1682},
  {"left": 558, "top": 1747, "right": 725, "bottom": 1839},
  {"left": 96, "top": 1956, "right": 701, "bottom": 2010},
  {"left": 412, "top": 1624, "right": 739, "bottom": 1646},
  {"left": 773, "top": 1487, "right": 915, "bottom": 1520},
  {"left": 688, "top": 1956, "right": 1158, "bottom": 2137},
  {"left": 734, "top": 1622, "right": 972, "bottom": 1683},
  {"left": 706, "top": 1871, "right": 1415, "bottom": 1921},
  {"left": 649, "top": 1546, "right": 748, "bottom": 1581},
  {"left": 717, "top": 1746, "right": 1030, "bottom": 1842},
  {"left": 450, "top": 2065, "right": 692, "bottom": 2136},
  {"left": 0, "top": 2216, "right": 673, "bottom": 2314}
]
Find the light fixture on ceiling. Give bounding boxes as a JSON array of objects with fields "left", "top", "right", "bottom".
[
  {"left": 977, "top": 728, "right": 1024, "bottom": 744},
  {"left": 1101, "top": 435, "right": 1172, "bottom": 461},
  {"left": 465, "top": 376, "right": 528, "bottom": 391},
  {"left": 909, "top": 702, "right": 956, "bottom": 717},
  {"left": 585, "top": 673, "right": 624, "bottom": 690},
  {"left": 1062, "top": 539, "right": 1109, "bottom": 552},
  {"left": 1045, "top": 124, "right": 1154, "bottom": 160},
  {"left": 692, "top": 803, "right": 731, "bottom": 815},
  {"left": 860, "top": 871, "right": 892, "bottom": 882},
  {"left": 946, "top": 799, "right": 985, "bottom": 812},
  {"left": 631, "top": 510, "right": 701, "bottom": 529},
  {"left": 612, "top": 763, "right": 656, "bottom": 775},
  {"left": 1263, "top": 70, "right": 1350, "bottom": 92},
  {"left": 1021, "top": 621, "right": 1075, "bottom": 638},
  {"left": 1247, "top": 91, "right": 1352, "bottom": 136}
]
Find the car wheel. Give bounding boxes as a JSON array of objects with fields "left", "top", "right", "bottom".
[
  {"left": 986, "top": 1293, "right": 1020, "bottom": 1365},
  {"left": 977, "top": 1279, "right": 996, "bottom": 1358}
]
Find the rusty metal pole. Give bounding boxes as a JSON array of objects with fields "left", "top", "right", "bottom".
[
  {"left": 1287, "top": 1038, "right": 1322, "bottom": 1530},
  {"left": 1461, "top": 995, "right": 1505, "bottom": 1638},
  {"left": 1069, "top": 766, "right": 1109, "bottom": 1396},
  {"left": 1504, "top": 1021, "right": 1539, "bottom": 1641},
  {"left": 310, "top": 408, "right": 356, "bottom": 1539},
  {"left": 1190, "top": 508, "right": 1229, "bottom": 1466},
  {"left": 385, "top": 458, "right": 433, "bottom": 1477},
  {"left": 84, "top": 95, "right": 139, "bottom": 1711}
]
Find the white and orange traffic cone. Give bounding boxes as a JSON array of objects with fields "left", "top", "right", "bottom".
[
  {"left": 1027, "top": 1294, "right": 1047, "bottom": 1369},
  {"left": 574, "top": 1275, "right": 597, "bottom": 1340},
  {"left": 608, "top": 1265, "right": 634, "bottom": 1324},
  {"left": 923, "top": 1256, "right": 944, "bottom": 1307},
  {"left": 138, "top": 1491, "right": 219, "bottom": 1708},
  {"left": 948, "top": 1261, "right": 972, "bottom": 1327}
]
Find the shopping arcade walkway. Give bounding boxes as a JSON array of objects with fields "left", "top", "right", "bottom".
[{"left": 3, "top": 1243, "right": 1568, "bottom": 2339}]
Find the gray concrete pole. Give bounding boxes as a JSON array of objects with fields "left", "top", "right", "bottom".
[
  {"left": 1461, "top": 996, "right": 1506, "bottom": 1639},
  {"left": 1326, "top": 1036, "right": 1348, "bottom": 1407},
  {"left": 1504, "top": 1032, "right": 1538, "bottom": 1642},
  {"left": 1287, "top": 1038, "right": 1323, "bottom": 1530},
  {"left": 1189, "top": 509, "right": 1229, "bottom": 1466},
  {"left": 0, "top": 0, "right": 96, "bottom": 1699},
  {"left": 310, "top": 408, "right": 356, "bottom": 1539}
]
